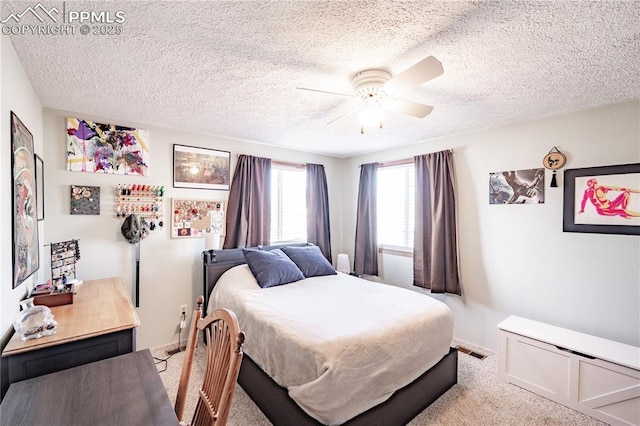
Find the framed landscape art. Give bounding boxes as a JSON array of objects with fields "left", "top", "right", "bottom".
[
  {"left": 173, "top": 144, "right": 230, "bottom": 190},
  {"left": 563, "top": 163, "right": 640, "bottom": 235},
  {"left": 11, "top": 112, "right": 40, "bottom": 288}
]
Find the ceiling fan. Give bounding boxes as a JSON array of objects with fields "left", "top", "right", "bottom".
[{"left": 297, "top": 56, "right": 443, "bottom": 133}]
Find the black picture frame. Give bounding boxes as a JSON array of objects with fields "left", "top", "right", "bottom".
[
  {"left": 563, "top": 163, "right": 640, "bottom": 235},
  {"left": 173, "top": 144, "right": 231, "bottom": 190},
  {"left": 35, "top": 154, "right": 44, "bottom": 220},
  {"left": 11, "top": 112, "right": 40, "bottom": 288}
]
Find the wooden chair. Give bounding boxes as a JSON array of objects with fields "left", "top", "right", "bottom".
[{"left": 175, "top": 296, "right": 245, "bottom": 426}]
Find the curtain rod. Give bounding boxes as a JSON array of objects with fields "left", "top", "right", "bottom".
[
  {"left": 379, "top": 158, "right": 414, "bottom": 168},
  {"left": 359, "top": 149, "right": 454, "bottom": 168},
  {"left": 235, "top": 154, "right": 307, "bottom": 169},
  {"left": 272, "top": 160, "right": 307, "bottom": 169},
  {"left": 358, "top": 157, "right": 413, "bottom": 168}
]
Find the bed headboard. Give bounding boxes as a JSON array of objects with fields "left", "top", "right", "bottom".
[{"left": 201, "top": 243, "right": 311, "bottom": 310}]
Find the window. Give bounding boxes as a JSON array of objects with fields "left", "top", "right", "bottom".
[
  {"left": 377, "top": 163, "right": 415, "bottom": 250},
  {"left": 270, "top": 165, "right": 307, "bottom": 244}
]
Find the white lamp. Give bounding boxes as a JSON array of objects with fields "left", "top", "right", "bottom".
[
  {"left": 205, "top": 232, "right": 220, "bottom": 250},
  {"left": 336, "top": 253, "right": 350, "bottom": 274}
]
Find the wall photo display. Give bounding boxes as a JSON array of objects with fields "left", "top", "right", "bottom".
[
  {"left": 171, "top": 199, "right": 225, "bottom": 238},
  {"left": 563, "top": 163, "right": 640, "bottom": 235},
  {"left": 173, "top": 144, "right": 230, "bottom": 190},
  {"left": 66, "top": 117, "right": 150, "bottom": 176},
  {"left": 489, "top": 168, "right": 545, "bottom": 204},
  {"left": 11, "top": 112, "right": 40, "bottom": 288}
]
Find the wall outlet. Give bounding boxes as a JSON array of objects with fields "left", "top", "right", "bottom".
[{"left": 179, "top": 304, "right": 187, "bottom": 317}]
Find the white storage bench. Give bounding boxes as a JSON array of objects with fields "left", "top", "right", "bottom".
[{"left": 498, "top": 315, "right": 640, "bottom": 426}]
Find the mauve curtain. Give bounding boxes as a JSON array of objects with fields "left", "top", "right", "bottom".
[
  {"left": 413, "top": 151, "right": 461, "bottom": 295},
  {"left": 306, "top": 163, "right": 332, "bottom": 262},
  {"left": 223, "top": 155, "right": 271, "bottom": 248},
  {"left": 354, "top": 163, "right": 378, "bottom": 275}
]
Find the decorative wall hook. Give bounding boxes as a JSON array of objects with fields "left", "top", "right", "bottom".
[{"left": 543, "top": 147, "right": 566, "bottom": 187}]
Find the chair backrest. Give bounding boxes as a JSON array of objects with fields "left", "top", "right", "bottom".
[{"left": 175, "top": 296, "right": 245, "bottom": 426}]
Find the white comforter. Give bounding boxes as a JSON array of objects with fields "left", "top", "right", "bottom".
[{"left": 208, "top": 265, "right": 453, "bottom": 425}]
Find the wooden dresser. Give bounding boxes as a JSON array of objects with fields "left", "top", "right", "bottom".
[{"left": 1, "top": 277, "right": 139, "bottom": 397}]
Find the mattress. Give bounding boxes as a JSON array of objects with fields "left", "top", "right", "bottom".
[{"left": 208, "top": 264, "right": 453, "bottom": 425}]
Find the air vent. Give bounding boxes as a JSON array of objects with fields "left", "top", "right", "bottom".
[{"left": 456, "top": 345, "right": 487, "bottom": 360}]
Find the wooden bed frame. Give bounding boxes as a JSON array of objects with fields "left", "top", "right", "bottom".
[{"left": 202, "top": 245, "right": 458, "bottom": 426}]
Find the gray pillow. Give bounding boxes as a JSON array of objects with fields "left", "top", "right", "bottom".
[
  {"left": 281, "top": 245, "right": 337, "bottom": 278},
  {"left": 243, "top": 249, "right": 305, "bottom": 288}
]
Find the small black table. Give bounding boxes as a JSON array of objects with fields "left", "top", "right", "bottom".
[{"left": 0, "top": 349, "right": 177, "bottom": 426}]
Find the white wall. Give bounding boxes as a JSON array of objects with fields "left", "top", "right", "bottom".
[
  {"left": 42, "top": 108, "right": 344, "bottom": 350},
  {"left": 342, "top": 101, "right": 640, "bottom": 351},
  {"left": 1, "top": 36, "right": 44, "bottom": 342}
]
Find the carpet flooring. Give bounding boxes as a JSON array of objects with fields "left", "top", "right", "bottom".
[{"left": 152, "top": 341, "right": 607, "bottom": 425}]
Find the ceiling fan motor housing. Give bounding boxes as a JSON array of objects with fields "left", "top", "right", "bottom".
[{"left": 352, "top": 69, "right": 391, "bottom": 104}]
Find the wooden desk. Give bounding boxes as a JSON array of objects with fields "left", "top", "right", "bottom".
[
  {"left": 2, "top": 277, "right": 139, "bottom": 390},
  {"left": 0, "top": 349, "right": 178, "bottom": 426}
]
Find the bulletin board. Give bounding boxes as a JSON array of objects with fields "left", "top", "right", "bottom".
[
  {"left": 70, "top": 185, "right": 100, "bottom": 215},
  {"left": 171, "top": 199, "right": 225, "bottom": 239}
]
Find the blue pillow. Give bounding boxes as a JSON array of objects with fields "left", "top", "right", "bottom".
[
  {"left": 243, "top": 249, "right": 305, "bottom": 288},
  {"left": 281, "top": 245, "right": 337, "bottom": 278}
]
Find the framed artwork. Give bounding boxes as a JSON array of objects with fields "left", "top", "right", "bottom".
[
  {"left": 35, "top": 154, "right": 44, "bottom": 220},
  {"left": 563, "top": 163, "right": 640, "bottom": 235},
  {"left": 489, "top": 168, "right": 545, "bottom": 204},
  {"left": 11, "top": 112, "right": 40, "bottom": 288},
  {"left": 171, "top": 199, "right": 225, "bottom": 238},
  {"left": 173, "top": 144, "right": 230, "bottom": 190},
  {"left": 66, "top": 117, "right": 149, "bottom": 175}
]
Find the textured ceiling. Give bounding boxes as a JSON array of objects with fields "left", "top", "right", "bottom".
[{"left": 3, "top": 1, "right": 639, "bottom": 157}]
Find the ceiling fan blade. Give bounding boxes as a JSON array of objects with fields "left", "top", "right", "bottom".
[
  {"left": 384, "top": 56, "right": 443, "bottom": 93},
  {"left": 326, "top": 106, "right": 362, "bottom": 125},
  {"left": 386, "top": 99, "right": 434, "bottom": 118},
  {"left": 296, "top": 87, "right": 354, "bottom": 98}
]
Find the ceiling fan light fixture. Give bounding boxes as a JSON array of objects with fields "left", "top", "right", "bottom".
[
  {"left": 298, "top": 55, "right": 442, "bottom": 130},
  {"left": 352, "top": 70, "right": 390, "bottom": 133},
  {"left": 358, "top": 105, "right": 384, "bottom": 128}
]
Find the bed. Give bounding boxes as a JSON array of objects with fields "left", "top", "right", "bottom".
[{"left": 202, "top": 244, "right": 457, "bottom": 426}]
